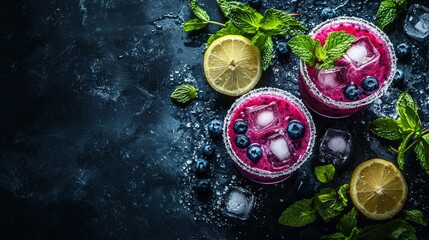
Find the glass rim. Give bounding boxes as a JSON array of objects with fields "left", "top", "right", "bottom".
[
  {"left": 300, "top": 16, "right": 397, "bottom": 109},
  {"left": 223, "top": 87, "right": 316, "bottom": 179}
]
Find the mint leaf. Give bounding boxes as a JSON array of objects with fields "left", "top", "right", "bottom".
[
  {"left": 392, "top": 0, "right": 407, "bottom": 11},
  {"left": 403, "top": 210, "right": 427, "bottom": 226},
  {"left": 315, "top": 164, "right": 336, "bottom": 183},
  {"left": 278, "top": 198, "right": 317, "bottom": 227},
  {"left": 261, "top": 37, "right": 274, "bottom": 70},
  {"left": 337, "top": 184, "right": 349, "bottom": 207},
  {"left": 288, "top": 35, "right": 316, "bottom": 66},
  {"left": 397, "top": 92, "right": 422, "bottom": 131},
  {"left": 397, "top": 132, "right": 413, "bottom": 169},
  {"left": 317, "top": 60, "right": 335, "bottom": 69},
  {"left": 262, "top": 9, "right": 307, "bottom": 36},
  {"left": 323, "top": 31, "right": 355, "bottom": 62},
  {"left": 252, "top": 32, "right": 267, "bottom": 49},
  {"left": 314, "top": 187, "right": 347, "bottom": 222},
  {"left": 357, "top": 219, "right": 416, "bottom": 240},
  {"left": 337, "top": 208, "right": 358, "bottom": 237},
  {"left": 190, "top": 0, "right": 210, "bottom": 22},
  {"left": 376, "top": 0, "right": 397, "bottom": 30},
  {"left": 315, "top": 40, "right": 327, "bottom": 62},
  {"left": 216, "top": 0, "right": 245, "bottom": 18},
  {"left": 230, "top": 5, "right": 263, "bottom": 34},
  {"left": 369, "top": 118, "right": 405, "bottom": 140},
  {"left": 415, "top": 135, "right": 429, "bottom": 175},
  {"left": 321, "top": 232, "right": 347, "bottom": 240},
  {"left": 183, "top": 18, "right": 208, "bottom": 32},
  {"left": 171, "top": 84, "right": 197, "bottom": 104},
  {"left": 206, "top": 21, "right": 243, "bottom": 47}
]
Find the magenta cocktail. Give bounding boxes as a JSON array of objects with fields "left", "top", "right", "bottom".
[
  {"left": 223, "top": 88, "right": 315, "bottom": 184},
  {"left": 299, "top": 17, "right": 397, "bottom": 118}
]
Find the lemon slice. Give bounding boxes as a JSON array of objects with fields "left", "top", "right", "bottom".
[
  {"left": 350, "top": 158, "right": 407, "bottom": 220},
  {"left": 203, "top": 35, "right": 262, "bottom": 96}
]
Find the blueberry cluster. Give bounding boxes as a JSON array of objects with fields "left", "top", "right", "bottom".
[{"left": 343, "top": 76, "right": 380, "bottom": 100}]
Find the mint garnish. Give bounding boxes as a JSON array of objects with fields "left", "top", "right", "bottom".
[
  {"left": 288, "top": 31, "right": 355, "bottom": 69},
  {"left": 278, "top": 184, "right": 349, "bottom": 227},
  {"left": 315, "top": 164, "right": 336, "bottom": 183},
  {"left": 376, "top": 0, "right": 408, "bottom": 31},
  {"left": 183, "top": 0, "right": 307, "bottom": 70},
  {"left": 322, "top": 208, "right": 359, "bottom": 240},
  {"left": 369, "top": 92, "right": 429, "bottom": 174},
  {"left": 171, "top": 84, "right": 197, "bottom": 104},
  {"left": 403, "top": 210, "right": 427, "bottom": 226}
]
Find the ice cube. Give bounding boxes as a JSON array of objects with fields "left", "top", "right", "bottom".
[
  {"left": 266, "top": 134, "right": 296, "bottom": 168},
  {"left": 316, "top": 67, "right": 349, "bottom": 91},
  {"left": 319, "top": 129, "right": 352, "bottom": 167},
  {"left": 223, "top": 187, "right": 256, "bottom": 220},
  {"left": 404, "top": 4, "right": 429, "bottom": 42},
  {"left": 344, "top": 37, "right": 380, "bottom": 69},
  {"left": 246, "top": 101, "right": 280, "bottom": 132}
]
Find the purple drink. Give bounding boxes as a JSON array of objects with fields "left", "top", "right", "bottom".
[
  {"left": 223, "top": 88, "right": 316, "bottom": 184},
  {"left": 299, "top": 17, "right": 397, "bottom": 118}
]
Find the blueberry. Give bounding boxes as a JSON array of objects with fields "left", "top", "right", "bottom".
[
  {"left": 247, "top": 0, "right": 262, "bottom": 8},
  {"left": 247, "top": 145, "right": 263, "bottom": 163},
  {"left": 393, "top": 69, "right": 405, "bottom": 88},
  {"left": 196, "top": 178, "right": 211, "bottom": 195},
  {"left": 395, "top": 43, "right": 411, "bottom": 61},
  {"left": 202, "top": 144, "right": 215, "bottom": 158},
  {"left": 276, "top": 41, "right": 290, "bottom": 59},
  {"left": 321, "top": 7, "right": 337, "bottom": 20},
  {"left": 344, "top": 84, "right": 362, "bottom": 100},
  {"left": 208, "top": 119, "right": 223, "bottom": 137},
  {"left": 235, "top": 135, "right": 251, "bottom": 149},
  {"left": 195, "top": 158, "right": 210, "bottom": 176},
  {"left": 233, "top": 120, "right": 248, "bottom": 134},
  {"left": 362, "top": 76, "right": 379, "bottom": 91},
  {"left": 287, "top": 120, "right": 305, "bottom": 140}
]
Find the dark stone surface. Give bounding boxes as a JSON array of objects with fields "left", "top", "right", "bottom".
[{"left": 0, "top": 0, "right": 428, "bottom": 239}]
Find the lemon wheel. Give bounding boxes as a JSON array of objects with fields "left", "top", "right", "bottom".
[{"left": 203, "top": 35, "right": 262, "bottom": 96}]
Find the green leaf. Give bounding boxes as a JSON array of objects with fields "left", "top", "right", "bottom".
[
  {"left": 262, "top": 9, "right": 307, "bottom": 36},
  {"left": 315, "top": 164, "right": 336, "bottom": 183},
  {"left": 315, "top": 40, "right": 327, "bottom": 62},
  {"left": 415, "top": 137, "right": 429, "bottom": 175},
  {"left": 397, "top": 132, "right": 413, "bottom": 169},
  {"left": 261, "top": 37, "right": 274, "bottom": 70},
  {"left": 369, "top": 118, "right": 405, "bottom": 140},
  {"left": 206, "top": 21, "right": 243, "bottom": 47},
  {"left": 189, "top": 0, "right": 210, "bottom": 22},
  {"left": 337, "top": 184, "right": 349, "bottom": 208},
  {"left": 278, "top": 198, "right": 317, "bottom": 227},
  {"left": 376, "top": 0, "right": 397, "bottom": 30},
  {"left": 321, "top": 232, "right": 347, "bottom": 240},
  {"left": 323, "top": 31, "right": 356, "bottom": 62},
  {"left": 251, "top": 32, "right": 267, "bottom": 49},
  {"left": 317, "top": 60, "right": 335, "bottom": 69},
  {"left": 392, "top": 0, "right": 407, "bottom": 11},
  {"left": 403, "top": 209, "right": 427, "bottom": 226},
  {"left": 230, "top": 5, "right": 263, "bottom": 34},
  {"left": 288, "top": 35, "right": 316, "bottom": 66},
  {"left": 397, "top": 92, "right": 422, "bottom": 131},
  {"left": 356, "top": 219, "right": 416, "bottom": 240},
  {"left": 314, "top": 187, "right": 346, "bottom": 222},
  {"left": 216, "top": 0, "right": 245, "bottom": 18},
  {"left": 183, "top": 18, "right": 208, "bottom": 32},
  {"left": 337, "top": 208, "right": 358, "bottom": 237},
  {"left": 171, "top": 84, "right": 197, "bottom": 104}
]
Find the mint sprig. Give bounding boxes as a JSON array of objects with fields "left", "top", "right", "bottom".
[
  {"left": 315, "top": 164, "right": 336, "bottom": 183},
  {"left": 288, "top": 31, "right": 355, "bottom": 69},
  {"left": 171, "top": 84, "right": 197, "bottom": 104},
  {"left": 278, "top": 184, "right": 349, "bottom": 227},
  {"left": 369, "top": 92, "right": 429, "bottom": 175},
  {"left": 183, "top": 0, "right": 307, "bottom": 70},
  {"left": 376, "top": 0, "right": 408, "bottom": 31}
]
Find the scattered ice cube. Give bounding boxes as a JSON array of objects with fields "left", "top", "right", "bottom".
[
  {"left": 404, "top": 4, "right": 429, "bottom": 42},
  {"left": 319, "top": 129, "right": 352, "bottom": 167},
  {"left": 246, "top": 101, "right": 280, "bottom": 132},
  {"left": 316, "top": 67, "right": 349, "bottom": 91},
  {"left": 266, "top": 134, "right": 296, "bottom": 168},
  {"left": 344, "top": 37, "right": 380, "bottom": 69},
  {"left": 223, "top": 187, "right": 256, "bottom": 220}
]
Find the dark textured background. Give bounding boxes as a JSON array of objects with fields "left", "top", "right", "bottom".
[{"left": 0, "top": 0, "right": 428, "bottom": 239}]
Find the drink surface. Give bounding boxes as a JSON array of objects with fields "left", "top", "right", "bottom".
[
  {"left": 226, "top": 92, "right": 312, "bottom": 174},
  {"left": 306, "top": 21, "right": 392, "bottom": 102}
]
